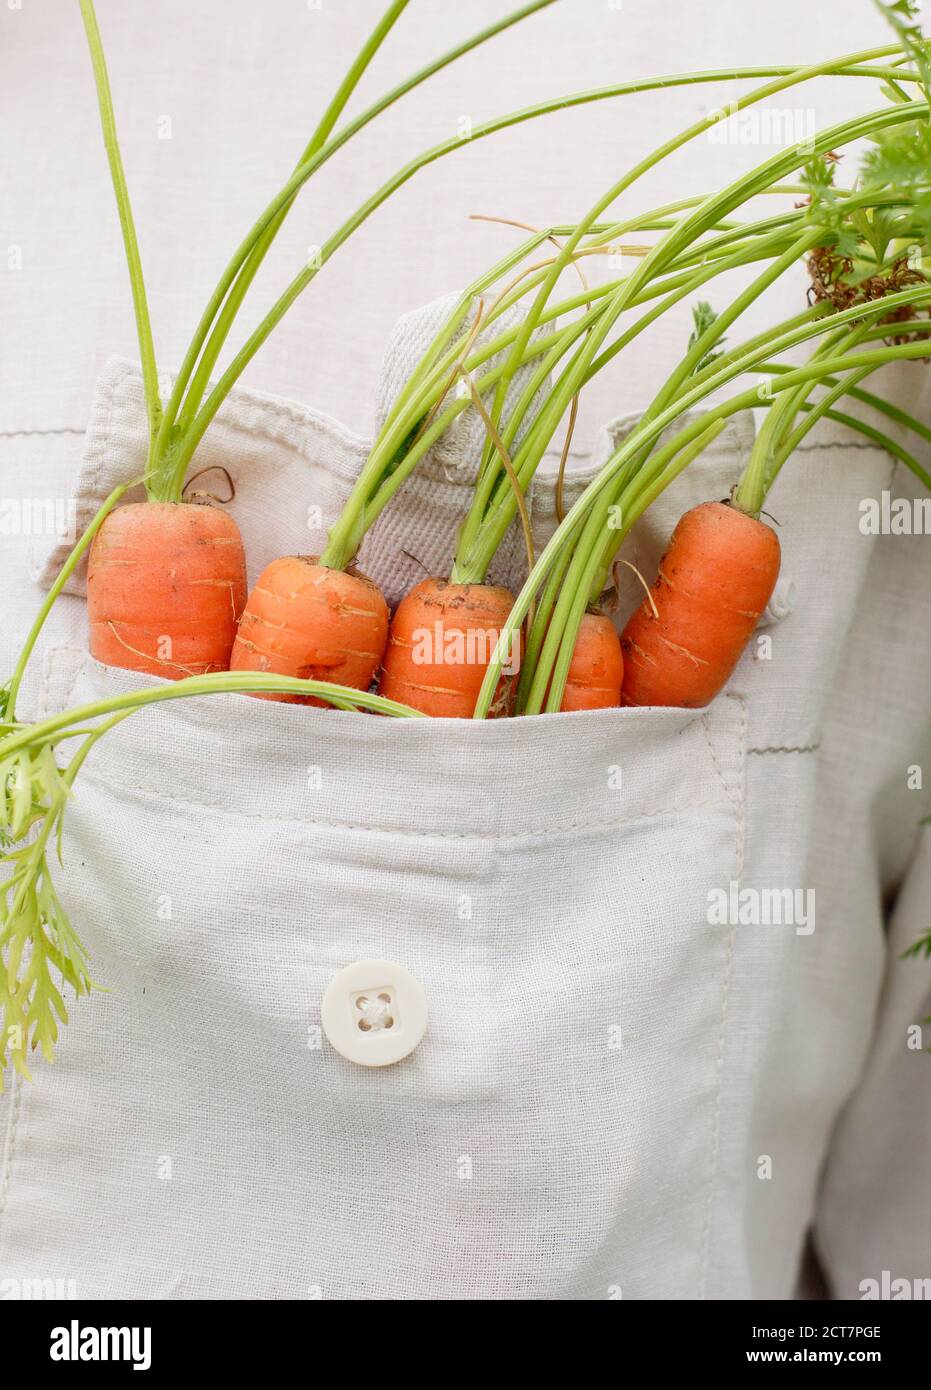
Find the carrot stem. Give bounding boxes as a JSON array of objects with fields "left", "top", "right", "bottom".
[
  {"left": 1, "top": 676, "right": 423, "bottom": 763},
  {"left": 78, "top": 1, "right": 160, "bottom": 477},
  {"left": 785, "top": 399, "right": 931, "bottom": 480},
  {"left": 156, "top": 4, "right": 591, "bottom": 498},
  {"left": 452, "top": 101, "right": 923, "bottom": 585},
  {"left": 454, "top": 47, "right": 914, "bottom": 558},
  {"left": 173, "top": 56, "right": 915, "bottom": 494},
  {"left": 750, "top": 347, "right": 931, "bottom": 448},
  {"left": 169, "top": 0, "right": 413, "bottom": 446}
]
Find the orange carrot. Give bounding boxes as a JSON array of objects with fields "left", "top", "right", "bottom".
[
  {"left": 620, "top": 500, "right": 780, "bottom": 708},
  {"left": 378, "top": 577, "right": 519, "bottom": 718},
  {"left": 87, "top": 501, "right": 247, "bottom": 679},
  {"left": 559, "top": 613, "right": 624, "bottom": 711},
  {"left": 230, "top": 556, "right": 389, "bottom": 705}
]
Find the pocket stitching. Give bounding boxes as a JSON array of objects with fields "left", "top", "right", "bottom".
[
  {"left": 75, "top": 768, "right": 732, "bottom": 843},
  {"left": 700, "top": 711, "right": 732, "bottom": 806},
  {"left": 0, "top": 1072, "right": 25, "bottom": 1257},
  {"left": 698, "top": 691, "right": 748, "bottom": 1297},
  {"left": 0, "top": 648, "right": 59, "bottom": 1256}
]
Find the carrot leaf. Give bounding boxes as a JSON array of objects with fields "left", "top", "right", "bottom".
[
  {"left": 900, "top": 928, "right": 931, "bottom": 960},
  {"left": 687, "top": 301, "right": 727, "bottom": 375},
  {"left": 0, "top": 746, "right": 92, "bottom": 1087},
  {"left": 872, "top": 0, "right": 931, "bottom": 106}
]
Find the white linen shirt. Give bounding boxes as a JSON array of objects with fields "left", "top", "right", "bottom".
[{"left": 0, "top": 0, "right": 928, "bottom": 1301}]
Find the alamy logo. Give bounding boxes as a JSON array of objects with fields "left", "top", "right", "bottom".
[
  {"left": 859, "top": 490, "right": 931, "bottom": 535},
  {"left": 410, "top": 623, "right": 521, "bottom": 675},
  {"left": 0, "top": 1276, "right": 77, "bottom": 1300},
  {"left": 0, "top": 497, "right": 77, "bottom": 541},
  {"left": 49, "top": 1320, "right": 151, "bottom": 1371},
  {"left": 707, "top": 102, "right": 816, "bottom": 149},
  {"left": 707, "top": 881, "right": 815, "bottom": 935},
  {"left": 859, "top": 1271, "right": 931, "bottom": 1300}
]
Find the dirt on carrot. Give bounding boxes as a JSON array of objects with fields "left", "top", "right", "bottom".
[{"left": 378, "top": 577, "right": 520, "bottom": 718}]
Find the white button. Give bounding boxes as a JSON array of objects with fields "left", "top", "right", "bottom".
[{"left": 321, "top": 959, "right": 428, "bottom": 1067}]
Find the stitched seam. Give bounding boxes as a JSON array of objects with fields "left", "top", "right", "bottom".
[
  {"left": 0, "top": 644, "right": 79, "bottom": 1236},
  {"left": 0, "top": 1072, "right": 24, "bottom": 1246},
  {"left": 700, "top": 709, "right": 733, "bottom": 805},
  {"left": 38, "top": 365, "right": 365, "bottom": 563},
  {"left": 386, "top": 445, "right": 594, "bottom": 492},
  {"left": 0, "top": 427, "right": 84, "bottom": 439},
  {"left": 109, "top": 360, "right": 368, "bottom": 477},
  {"left": 62, "top": 368, "right": 123, "bottom": 548},
  {"left": 887, "top": 453, "right": 899, "bottom": 502},
  {"left": 65, "top": 653, "right": 87, "bottom": 711},
  {"left": 44, "top": 648, "right": 87, "bottom": 721},
  {"left": 794, "top": 438, "right": 886, "bottom": 454},
  {"left": 76, "top": 767, "right": 728, "bottom": 842},
  {"left": 215, "top": 390, "right": 368, "bottom": 457},
  {"left": 37, "top": 650, "right": 51, "bottom": 721},
  {"left": 79, "top": 370, "right": 120, "bottom": 567},
  {"left": 97, "top": 372, "right": 122, "bottom": 506},
  {"left": 0, "top": 639, "right": 55, "bottom": 1249},
  {"left": 699, "top": 691, "right": 748, "bottom": 1299},
  {"left": 749, "top": 743, "right": 820, "bottom": 756},
  {"left": 202, "top": 400, "right": 366, "bottom": 481}
]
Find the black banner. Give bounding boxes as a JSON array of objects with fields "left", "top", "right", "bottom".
[{"left": 1, "top": 1297, "right": 924, "bottom": 1376}]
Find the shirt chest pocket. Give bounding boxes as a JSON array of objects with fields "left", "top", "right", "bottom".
[
  {"left": 9, "top": 334, "right": 755, "bottom": 1300},
  {"left": 5, "top": 652, "right": 748, "bottom": 1301}
]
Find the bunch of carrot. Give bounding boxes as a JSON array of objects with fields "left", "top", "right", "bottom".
[
  {"left": 78, "top": 0, "right": 931, "bottom": 724},
  {"left": 224, "top": 18, "right": 931, "bottom": 719},
  {"left": 80, "top": 0, "right": 635, "bottom": 695}
]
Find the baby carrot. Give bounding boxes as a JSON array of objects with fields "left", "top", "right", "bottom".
[
  {"left": 378, "top": 577, "right": 519, "bottom": 718},
  {"left": 559, "top": 613, "right": 624, "bottom": 711},
  {"left": 230, "top": 557, "right": 389, "bottom": 705},
  {"left": 620, "top": 500, "right": 780, "bottom": 708},
  {"left": 87, "top": 502, "right": 247, "bottom": 679}
]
